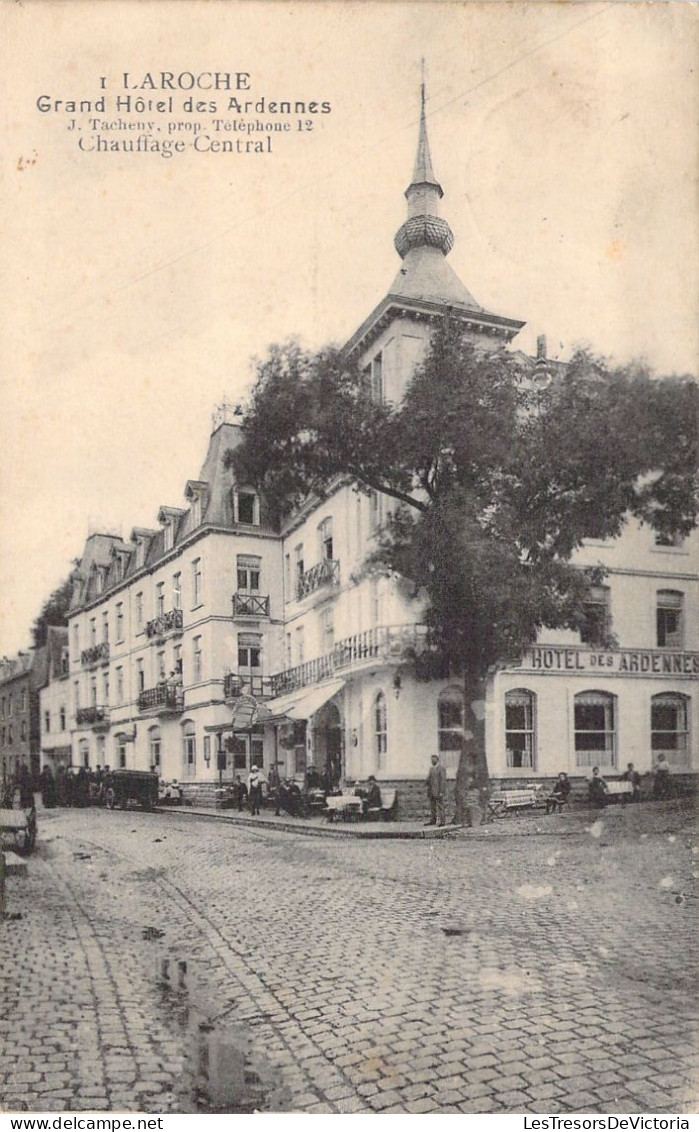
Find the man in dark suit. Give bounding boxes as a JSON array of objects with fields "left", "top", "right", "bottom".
[{"left": 426, "top": 754, "right": 447, "bottom": 827}]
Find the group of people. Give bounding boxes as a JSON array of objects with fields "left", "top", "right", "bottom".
[
  {"left": 426, "top": 750, "right": 679, "bottom": 826},
  {"left": 37, "top": 764, "right": 112, "bottom": 809}
]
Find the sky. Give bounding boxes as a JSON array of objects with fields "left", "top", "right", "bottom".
[{"left": 1, "top": 0, "right": 697, "bottom": 657}]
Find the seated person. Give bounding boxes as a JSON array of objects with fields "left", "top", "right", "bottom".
[
  {"left": 546, "top": 772, "right": 571, "bottom": 814},
  {"left": 365, "top": 775, "right": 382, "bottom": 810},
  {"left": 621, "top": 762, "right": 642, "bottom": 802},
  {"left": 588, "top": 767, "right": 608, "bottom": 808}
]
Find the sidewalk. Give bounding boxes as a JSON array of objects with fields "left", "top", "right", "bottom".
[{"left": 154, "top": 797, "right": 693, "bottom": 840}]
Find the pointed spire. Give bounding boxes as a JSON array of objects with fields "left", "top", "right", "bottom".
[
  {"left": 395, "top": 79, "right": 454, "bottom": 260},
  {"left": 409, "top": 80, "right": 442, "bottom": 198}
]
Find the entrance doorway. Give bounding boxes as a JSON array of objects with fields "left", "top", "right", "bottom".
[{"left": 312, "top": 702, "right": 343, "bottom": 790}]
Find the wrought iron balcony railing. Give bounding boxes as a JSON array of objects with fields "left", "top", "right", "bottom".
[
  {"left": 80, "top": 642, "right": 110, "bottom": 667},
  {"left": 76, "top": 705, "right": 109, "bottom": 728},
  {"left": 223, "top": 673, "right": 274, "bottom": 700},
  {"left": 271, "top": 623, "right": 429, "bottom": 696},
  {"left": 232, "top": 592, "right": 270, "bottom": 618},
  {"left": 137, "top": 685, "right": 184, "bottom": 714},
  {"left": 145, "top": 608, "right": 184, "bottom": 639},
  {"left": 296, "top": 558, "right": 340, "bottom": 601}
]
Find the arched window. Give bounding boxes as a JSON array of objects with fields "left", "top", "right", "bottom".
[
  {"left": 574, "top": 691, "right": 616, "bottom": 768},
  {"left": 651, "top": 694, "right": 689, "bottom": 767},
  {"left": 374, "top": 692, "right": 387, "bottom": 770},
  {"left": 438, "top": 686, "right": 464, "bottom": 770},
  {"left": 149, "top": 726, "right": 161, "bottom": 771},
  {"left": 182, "top": 720, "right": 196, "bottom": 777},
  {"left": 505, "top": 689, "right": 536, "bottom": 769}
]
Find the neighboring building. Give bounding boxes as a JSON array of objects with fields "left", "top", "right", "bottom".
[
  {"left": 0, "top": 646, "right": 48, "bottom": 787},
  {"left": 63, "top": 408, "right": 283, "bottom": 799},
  {"left": 38, "top": 626, "right": 71, "bottom": 774},
  {"left": 47, "top": 90, "right": 696, "bottom": 813}
]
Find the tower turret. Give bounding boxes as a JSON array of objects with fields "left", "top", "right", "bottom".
[{"left": 394, "top": 83, "right": 454, "bottom": 260}]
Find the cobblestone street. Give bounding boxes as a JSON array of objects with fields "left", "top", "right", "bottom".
[{"left": 1, "top": 803, "right": 697, "bottom": 1115}]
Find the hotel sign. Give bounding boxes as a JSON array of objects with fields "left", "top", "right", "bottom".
[{"left": 517, "top": 647, "right": 699, "bottom": 677}]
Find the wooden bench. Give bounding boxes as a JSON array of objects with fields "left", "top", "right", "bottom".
[{"left": 488, "top": 788, "right": 542, "bottom": 819}]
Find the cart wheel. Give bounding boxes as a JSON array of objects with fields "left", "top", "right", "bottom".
[{"left": 105, "top": 787, "right": 116, "bottom": 810}]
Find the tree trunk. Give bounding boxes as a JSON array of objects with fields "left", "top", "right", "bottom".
[{"left": 453, "top": 673, "right": 490, "bottom": 825}]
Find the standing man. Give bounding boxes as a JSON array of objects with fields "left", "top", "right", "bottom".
[
  {"left": 426, "top": 754, "right": 447, "bottom": 827},
  {"left": 247, "top": 765, "right": 263, "bottom": 815}
]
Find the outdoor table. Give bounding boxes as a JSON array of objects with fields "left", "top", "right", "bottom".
[{"left": 325, "top": 794, "right": 363, "bottom": 822}]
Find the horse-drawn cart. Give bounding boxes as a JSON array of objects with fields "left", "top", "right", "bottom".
[{"left": 104, "top": 769, "right": 159, "bottom": 811}]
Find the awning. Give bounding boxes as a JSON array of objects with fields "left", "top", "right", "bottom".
[{"left": 263, "top": 678, "right": 346, "bottom": 722}]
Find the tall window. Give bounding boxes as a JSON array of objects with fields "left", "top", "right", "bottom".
[
  {"left": 136, "top": 658, "right": 145, "bottom": 692},
  {"left": 172, "top": 572, "right": 182, "bottom": 610},
  {"left": 73, "top": 623, "right": 80, "bottom": 654},
  {"left": 59, "top": 706, "right": 66, "bottom": 731},
  {"left": 44, "top": 710, "right": 50, "bottom": 734},
  {"left": 238, "top": 633, "right": 261, "bottom": 672},
  {"left": 294, "top": 544, "right": 304, "bottom": 583},
  {"left": 237, "top": 555, "right": 261, "bottom": 592},
  {"left": 505, "top": 689, "right": 536, "bottom": 768},
  {"left": 173, "top": 644, "right": 182, "bottom": 675},
  {"left": 364, "top": 352, "right": 384, "bottom": 402},
  {"left": 116, "top": 603, "right": 124, "bottom": 642},
  {"left": 574, "top": 691, "right": 616, "bottom": 768},
  {"left": 164, "top": 521, "right": 174, "bottom": 552},
  {"left": 580, "top": 586, "right": 611, "bottom": 646},
  {"left": 236, "top": 490, "right": 258, "bottom": 525},
  {"left": 285, "top": 633, "right": 292, "bottom": 668},
  {"left": 374, "top": 691, "right": 387, "bottom": 770},
  {"left": 90, "top": 677, "right": 97, "bottom": 707},
  {"left": 655, "top": 531, "right": 683, "bottom": 548},
  {"left": 136, "top": 592, "right": 144, "bottom": 630},
  {"left": 115, "top": 667, "right": 124, "bottom": 704},
  {"left": 20, "top": 720, "right": 27, "bottom": 741},
  {"left": 90, "top": 618, "right": 97, "bottom": 646},
  {"left": 74, "top": 681, "right": 80, "bottom": 710},
  {"left": 295, "top": 626, "right": 305, "bottom": 665},
  {"left": 320, "top": 607, "right": 334, "bottom": 652},
  {"left": 192, "top": 559, "right": 203, "bottom": 607},
  {"left": 117, "top": 741, "right": 126, "bottom": 770},
  {"left": 438, "top": 686, "right": 464, "bottom": 770},
  {"left": 149, "top": 726, "right": 161, "bottom": 770},
  {"left": 370, "top": 577, "right": 382, "bottom": 626},
  {"left": 651, "top": 694, "right": 689, "bottom": 767},
  {"left": 319, "top": 518, "right": 333, "bottom": 561},
  {"left": 190, "top": 495, "right": 202, "bottom": 528},
  {"left": 193, "top": 636, "right": 203, "bottom": 682},
  {"left": 79, "top": 738, "right": 89, "bottom": 768},
  {"left": 103, "top": 672, "right": 110, "bottom": 704},
  {"left": 156, "top": 651, "right": 165, "bottom": 681},
  {"left": 657, "top": 590, "right": 683, "bottom": 648},
  {"left": 102, "top": 612, "right": 109, "bottom": 643},
  {"left": 284, "top": 555, "right": 291, "bottom": 599},
  {"left": 182, "top": 721, "right": 196, "bottom": 776},
  {"left": 156, "top": 582, "right": 165, "bottom": 616}
]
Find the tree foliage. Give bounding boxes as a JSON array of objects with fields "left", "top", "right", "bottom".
[
  {"left": 31, "top": 567, "right": 78, "bottom": 648},
  {"left": 229, "top": 320, "right": 697, "bottom": 677}
]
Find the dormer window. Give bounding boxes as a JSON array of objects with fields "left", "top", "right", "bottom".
[
  {"left": 235, "top": 489, "right": 259, "bottom": 526},
  {"left": 164, "top": 522, "right": 174, "bottom": 552},
  {"left": 191, "top": 496, "right": 202, "bottom": 528}
]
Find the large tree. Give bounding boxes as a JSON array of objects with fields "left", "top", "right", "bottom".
[
  {"left": 228, "top": 321, "right": 697, "bottom": 796},
  {"left": 31, "top": 567, "right": 78, "bottom": 648}
]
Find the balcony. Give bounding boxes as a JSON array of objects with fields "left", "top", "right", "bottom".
[
  {"left": 296, "top": 559, "right": 340, "bottom": 601},
  {"left": 223, "top": 673, "right": 273, "bottom": 700},
  {"left": 80, "top": 642, "right": 110, "bottom": 667},
  {"left": 137, "top": 685, "right": 184, "bottom": 716},
  {"left": 75, "top": 705, "right": 110, "bottom": 730},
  {"left": 232, "top": 592, "right": 270, "bottom": 618},
  {"left": 145, "top": 609, "right": 184, "bottom": 639},
  {"left": 271, "top": 623, "right": 430, "bottom": 695}
]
